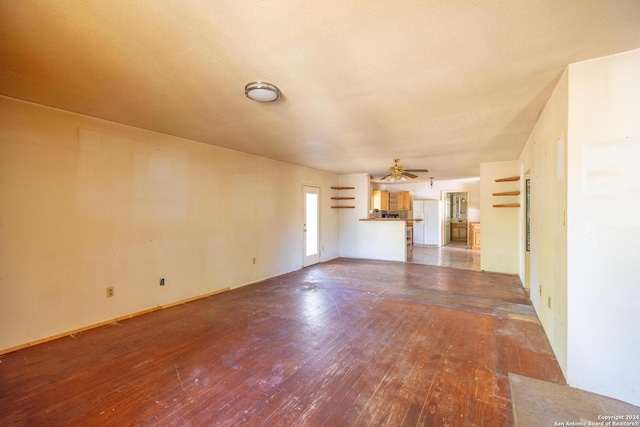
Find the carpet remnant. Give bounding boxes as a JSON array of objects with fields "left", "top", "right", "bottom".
[{"left": 509, "top": 373, "right": 640, "bottom": 427}]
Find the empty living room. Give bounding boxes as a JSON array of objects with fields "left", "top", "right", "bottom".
[{"left": 1, "top": 1, "right": 639, "bottom": 426}]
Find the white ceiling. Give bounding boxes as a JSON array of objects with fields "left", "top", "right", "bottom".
[{"left": 1, "top": 1, "right": 639, "bottom": 181}]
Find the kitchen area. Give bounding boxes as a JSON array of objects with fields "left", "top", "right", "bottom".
[
  {"left": 338, "top": 173, "right": 480, "bottom": 264},
  {"left": 364, "top": 189, "right": 418, "bottom": 258},
  {"left": 361, "top": 188, "right": 480, "bottom": 262}
]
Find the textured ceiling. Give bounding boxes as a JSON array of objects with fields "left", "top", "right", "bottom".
[{"left": 1, "top": 1, "right": 639, "bottom": 180}]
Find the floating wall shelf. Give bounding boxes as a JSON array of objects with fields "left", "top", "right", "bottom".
[
  {"left": 495, "top": 176, "right": 520, "bottom": 182},
  {"left": 493, "top": 176, "right": 520, "bottom": 208},
  {"left": 331, "top": 186, "right": 356, "bottom": 208}
]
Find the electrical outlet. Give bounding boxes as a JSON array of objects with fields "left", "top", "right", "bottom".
[
  {"left": 106, "top": 287, "right": 114, "bottom": 298},
  {"left": 160, "top": 278, "right": 165, "bottom": 286}
]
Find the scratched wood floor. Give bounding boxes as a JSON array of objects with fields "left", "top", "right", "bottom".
[{"left": 0, "top": 258, "right": 565, "bottom": 426}]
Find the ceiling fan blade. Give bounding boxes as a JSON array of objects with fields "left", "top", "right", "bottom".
[
  {"left": 404, "top": 168, "right": 429, "bottom": 173},
  {"left": 379, "top": 174, "right": 392, "bottom": 180},
  {"left": 402, "top": 172, "right": 418, "bottom": 178}
]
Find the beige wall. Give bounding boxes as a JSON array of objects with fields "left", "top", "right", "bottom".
[
  {"left": 479, "top": 160, "right": 520, "bottom": 274},
  {"left": 519, "top": 48, "right": 640, "bottom": 406},
  {"left": 565, "top": 49, "right": 640, "bottom": 406},
  {"left": 519, "top": 69, "right": 569, "bottom": 378},
  {"left": 0, "top": 96, "right": 340, "bottom": 352}
]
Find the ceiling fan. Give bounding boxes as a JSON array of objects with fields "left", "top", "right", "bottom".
[{"left": 379, "top": 158, "right": 429, "bottom": 182}]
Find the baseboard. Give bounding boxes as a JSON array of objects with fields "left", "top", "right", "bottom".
[{"left": 0, "top": 287, "right": 230, "bottom": 356}]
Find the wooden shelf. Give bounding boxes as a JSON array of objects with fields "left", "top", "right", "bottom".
[
  {"left": 495, "top": 176, "right": 520, "bottom": 182},
  {"left": 493, "top": 203, "right": 521, "bottom": 208},
  {"left": 331, "top": 186, "right": 355, "bottom": 208},
  {"left": 493, "top": 177, "right": 519, "bottom": 208}
]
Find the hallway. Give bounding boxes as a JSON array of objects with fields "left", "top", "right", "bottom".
[{"left": 409, "top": 241, "right": 481, "bottom": 271}]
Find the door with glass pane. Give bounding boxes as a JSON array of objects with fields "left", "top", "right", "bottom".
[{"left": 303, "top": 185, "right": 320, "bottom": 266}]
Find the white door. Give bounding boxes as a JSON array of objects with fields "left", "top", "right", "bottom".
[
  {"left": 303, "top": 185, "right": 320, "bottom": 266},
  {"left": 425, "top": 200, "right": 442, "bottom": 246}
]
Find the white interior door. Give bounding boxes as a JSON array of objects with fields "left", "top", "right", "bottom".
[{"left": 303, "top": 185, "right": 320, "bottom": 267}]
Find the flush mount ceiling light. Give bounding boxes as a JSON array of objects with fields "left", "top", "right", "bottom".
[{"left": 245, "top": 81, "right": 281, "bottom": 102}]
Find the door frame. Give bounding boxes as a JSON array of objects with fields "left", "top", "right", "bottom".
[
  {"left": 524, "top": 175, "right": 531, "bottom": 290},
  {"left": 302, "top": 184, "right": 321, "bottom": 267},
  {"left": 441, "top": 189, "right": 469, "bottom": 246}
]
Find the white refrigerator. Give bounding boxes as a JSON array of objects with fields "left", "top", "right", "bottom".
[{"left": 413, "top": 199, "right": 442, "bottom": 246}]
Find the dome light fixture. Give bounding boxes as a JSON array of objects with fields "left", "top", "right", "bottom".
[
  {"left": 386, "top": 174, "right": 407, "bottom": 183},
  {"left": 245, "top": 81, "right": 281, "bottom": 102}
]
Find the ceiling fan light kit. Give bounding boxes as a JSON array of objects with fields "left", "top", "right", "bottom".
[
  {"left": 245, "top": 81, "right": 281, "bottom": 102},
  {"left": 379, "top": 158, "right": 428, "bottom": 182}
]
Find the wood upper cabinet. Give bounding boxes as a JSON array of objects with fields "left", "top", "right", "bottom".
[
  {"left": 372, "top": 190, "right": 389, "bottom": 210},
  {"left": 397, "top": 191, "right": 412, "bottom": 210},
  {"left": 372, "top": 190, "right": 411, "bottom": 211}
]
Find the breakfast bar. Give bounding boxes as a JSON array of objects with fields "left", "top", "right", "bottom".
[{"left": 359, "top": 218, "right": 422, "bottom": 261}]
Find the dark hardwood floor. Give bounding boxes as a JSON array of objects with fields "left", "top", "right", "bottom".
[{"left": 0, "top": 258, "right": 564, "bottom": 426}]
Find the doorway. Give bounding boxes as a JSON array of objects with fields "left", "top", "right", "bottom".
[
  {"left": 442, "top": 190, "right": 469, "bottom": 246},
  {"left": 303, "top": 185, "right": 320, "bottom": 267}
]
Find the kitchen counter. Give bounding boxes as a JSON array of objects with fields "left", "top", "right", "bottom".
[
  {"left": 359, "top": 218, "right": 419, "bottom": 260},
  {"left": 352, "top": 219, "right": 407, "bottom": 262},
  {"left": 359, "top": 218, "right": 422, "bottom": 221}
]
